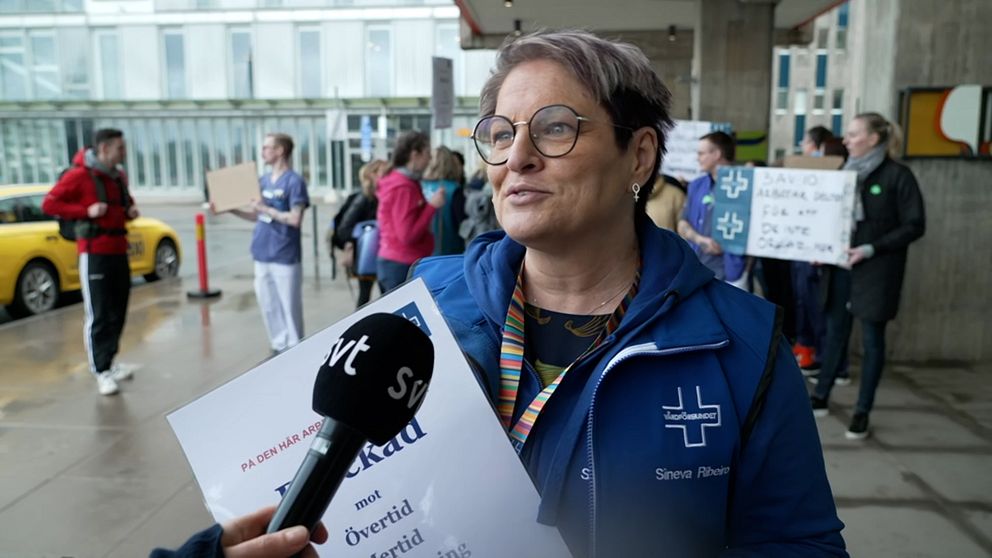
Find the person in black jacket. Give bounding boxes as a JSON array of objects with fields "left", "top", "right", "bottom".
[
  {"left": 810, "top": 112, "right": 926, "bottom": 440},
  {"left": 339, "top": 159, "right": 387, "bottom": 308}
]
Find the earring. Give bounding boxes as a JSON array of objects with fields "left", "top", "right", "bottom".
[{"left": 631, "top": 182, "right": 641, "bottom": 203}]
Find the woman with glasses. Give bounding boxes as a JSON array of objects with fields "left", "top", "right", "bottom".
[
  {"left": 415, "top": 30, "right": 845, "bottom": 557},
  {"left": 155, "top": 30, "right": 845, "bottom": 558}
]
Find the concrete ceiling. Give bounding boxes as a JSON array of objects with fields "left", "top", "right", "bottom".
[{"left": 455, "top": 0, "right": 844, "bottom": 41}]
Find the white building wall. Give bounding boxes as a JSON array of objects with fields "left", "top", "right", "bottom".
[
  {"left": 394, "top": 19, "right": 434, "bottom": 97},
  {"left": 463, "top": 49, "right": 495, "bottom": 100},
  {"left": 188, "top": 24, "right": 228, "bottom": 99},
  {"left": 325, "top": 21, "right": 364, "bottom": 98},
  {"left": 254, "top": 22, "right": 295, "bottom": 98},
  {"left": 120, "top": 25, "right": 161, "bottom": 100},
  {"left": 768, "top": 1, "right": 863, "bottom": 161}
]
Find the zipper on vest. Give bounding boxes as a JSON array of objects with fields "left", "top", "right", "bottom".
[{"left": 585, "top": 339, "right": 730, "bottom": 557}]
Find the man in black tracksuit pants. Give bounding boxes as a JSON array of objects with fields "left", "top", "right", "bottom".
[{"left": 42, "top": 128, "right": 139, "bottom": 396}]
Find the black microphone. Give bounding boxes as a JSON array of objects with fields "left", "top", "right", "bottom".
[{"left": 266, "top": 312, "right": 435, "bottom": 537}]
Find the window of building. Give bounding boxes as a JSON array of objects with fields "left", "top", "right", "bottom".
[
  {"left": 813, "top": 52, "right": 827, "bottom": 115},
  {"left": 365, "top": 26, "right": 393, "bottom": 97},
  {"left": 773, "top": 148, "right": 786, "bottom": 163},
  {"left": 230, "top": 28, "right": 253, "bottom": 98},
  {"left": 831, "top": 88, "right": 844, "bottom": 135},
  {"left": 96, "top": 31, "right": 122, "bottom": 99},
  {"left": 793, "top": 89, "right": 807, "bottom": 150},
  {"left": 776, "top": 90, "right": 789, "bottom": 112},
  {"left": 813, "top": 92, "right": 825, "bottom": 112},
  {"left": 793, "top": 115, "right": 806, "bottom": 151},
  {"left": 793, "top": 89, "right": 807, "bottom": 115},
  {"left": 0, "top": 0, "right": 82, "bottom": 12},
  {"left": 29, "top": 32, "right": 60, "bottom": 99},
  {"left": 297, "top": 27, "right": 321, "bottom": 98},
  {"left": 163, "top": 30, "right": 187, "bottom": 99},
  {"left": 816, "top": 28, "right": 828, "bottom": 49},
  {"left": 836, "top": 2, "right": 849, "bottom": 50},
  {"left": 58, "top": 28, "right": 89, "bottom": 98},
  {"left": 815, "top": 53, "right": 827, "bottom": 88},
  {"left": 0, "top": 33, "right": 27, "bottom": 100},
  {"left": 777, "top": 52, "right": 790, "bottom": 88},
  {"left": 775, "top": 51, "right": 790, "bottom": 113}
]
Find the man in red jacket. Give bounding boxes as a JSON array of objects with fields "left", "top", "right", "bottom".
[{"left": 42, "top": 128, "right": 139, "bottom": 396}]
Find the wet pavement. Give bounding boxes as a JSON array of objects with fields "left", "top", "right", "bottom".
[{"left": 0, "top": 204, "right": 990, "bottom": 557}]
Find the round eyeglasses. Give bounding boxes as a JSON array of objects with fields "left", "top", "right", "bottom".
[{"left": 472, "top": 104, "right": 630, "bottom": 166}]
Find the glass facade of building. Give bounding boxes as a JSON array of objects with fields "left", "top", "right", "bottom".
[{"left": 0, "top": 2, "right": 495, "bottom": 195}]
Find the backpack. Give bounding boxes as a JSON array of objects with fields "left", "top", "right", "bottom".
[
  {"left": 458, "top": 183, "right": 500, "bottom": 243},
  {"left": 330, "top": 191, "right": 362, "bottom": 250},
  {"left": 351, "top": 220, "right": 380, "bottom": 277},
  {"left": 53, "top": 166, "right": 130, "bottom": 241}
]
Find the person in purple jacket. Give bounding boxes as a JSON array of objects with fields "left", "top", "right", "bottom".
[{"left": 677, "top": 131, "right": 748, "bottom": 288}]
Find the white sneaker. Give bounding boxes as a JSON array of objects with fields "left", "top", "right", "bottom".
[
  {"left": 96, "top": 372, "right": 120, "bottom": 396},
  {"left": 835, "top": 376, "right": 852, "bottom": 386},
  {"left": 108, "top": 362, "right": 136, "bottom": 382}
]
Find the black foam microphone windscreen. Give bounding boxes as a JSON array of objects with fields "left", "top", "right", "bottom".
[{"left": 267, "top": 312, "right": 435, "bottom": 537}]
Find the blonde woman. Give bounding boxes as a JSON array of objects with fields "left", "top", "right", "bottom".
[
  {"left": 338, "top": 159, "right": 387, "bottom": 307},
  {"left": 421, "top": 146, "right": 465, "bottom": 255}
]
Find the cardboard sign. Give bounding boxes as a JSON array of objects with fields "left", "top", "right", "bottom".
[
  {"left": 167, "top": 280, "right": 570, "bottom": 557},
  {"left": 712, "top": 166, "right": 857, "bottom": 265},
  {"left": 206, "top": 162, "right": 259, "bottom": 213},
  {"left": 783, "top": 155, "right": 845, "bottom": 171}
]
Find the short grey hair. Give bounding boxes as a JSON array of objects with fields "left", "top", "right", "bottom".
[{"left": 479, "top": 30, "right": 674, "bottom": 210}]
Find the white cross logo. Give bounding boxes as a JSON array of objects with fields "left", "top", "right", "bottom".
[
  {"left": 716, "top": 211, "right": 745, "bottom": 240},
  {"left": 662, "top": 386, "right": 722, "bottom": 448},
  {"left": 720, "top": 169, "right": 750, "bottom": 199}
]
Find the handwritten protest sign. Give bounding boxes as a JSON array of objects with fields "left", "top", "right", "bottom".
[
  {"left": 661, "top": 120, "right": 733, "bottom": 181},
  {"left": 168, "top": 280, "right": 570, "bottom": 557},
  {"left": 712, "top": 166, "right": 857, "bottom": 265}
]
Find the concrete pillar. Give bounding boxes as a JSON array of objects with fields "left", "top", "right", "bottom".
[
  {"left": 848, "top": 0, "right": 992, "bottom": 362},
  {"left": 692, "top": 0, "right": 775, "bottom": 130},
  {"left": 613, "top": 29, "right": 695, "bottom": 120}
]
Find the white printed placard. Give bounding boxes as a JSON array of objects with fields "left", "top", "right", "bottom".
[
  {"left": 661, "top": 120, "right": 733, "bottom": 181},
  {"left": 167, "top": 280, "right": 569, "bottom": 557},
  {"left": 712, "top": 166, "right": 857, "bottom": 265}
]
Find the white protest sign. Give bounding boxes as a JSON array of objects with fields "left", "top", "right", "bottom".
[
  {"left": 167, "top": 279, "right": 569, "bottom": 557},
  {"left": 661, "top": 120, "right": 732, "bottom": 181},
  {"left": 431, "top": 57, "right": 454, "bottom": 130},
  {"left": 712, "top": 166, "right": 857, "bottom": 265}
]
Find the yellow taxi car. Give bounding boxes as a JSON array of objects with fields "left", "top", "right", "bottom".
[{"left": 0, "top": 185, "right": 182, "bottom": 317}]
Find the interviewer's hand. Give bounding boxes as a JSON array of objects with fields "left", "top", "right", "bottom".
[{"left": 221, "top": 505, "right": 328, "bottom": 558}]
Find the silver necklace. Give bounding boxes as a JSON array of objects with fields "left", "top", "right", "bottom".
[{"left": 527, "top": 282, "right": 631, "bottom": 314}]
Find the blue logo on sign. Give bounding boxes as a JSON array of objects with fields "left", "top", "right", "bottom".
[
  {"left": 394, "top": 303, "right": 431, "bottom": 337},
  {"left": 713, "top": 166, "right": 755, "bottom": 255}
]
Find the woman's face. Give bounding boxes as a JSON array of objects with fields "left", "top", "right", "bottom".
[
  {"left": 697, "top": 139, "right": 725, "bottom": 175},
  {"left": 844, "top": 118, "right": 879, "bottom": 159},
  {"left": 800, "top": 134, "right": 818, "bottom": 156},
  {"left": 487, "top": 59, "right": 652, "bottom": 251},
  {"left": 408, "top": 146, "right": 432, "bottom": 174}
]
